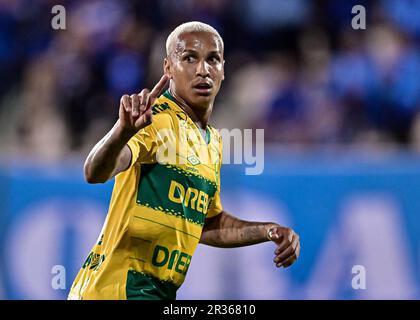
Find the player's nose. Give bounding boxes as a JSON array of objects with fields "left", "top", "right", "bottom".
[{"left": 196, "top": 59, "right": 210, "bottom": 77}]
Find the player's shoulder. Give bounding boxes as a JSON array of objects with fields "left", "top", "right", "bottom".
[
  {"left": 151, "top": 95, "right": 172, "bottom": 116},
  {"left": 150, "top": 91, "right": 197, "bottom": 133},
  {"left": 149, "top": 94, "right": 178, "bottom": 130}
]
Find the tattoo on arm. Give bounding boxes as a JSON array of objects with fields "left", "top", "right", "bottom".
[{"left": 200, "top": 211, "right": 278, "bottom": 248}]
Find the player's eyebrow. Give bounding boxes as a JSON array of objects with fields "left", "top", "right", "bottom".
[
  {"left": 182, "top": 49, "right": 221, "bottom": 56},
  {"left": 182, "top": 49, "right": 199, "bottom": 54},
  {"left": 207, "top": 50, "right": 222, "bottom": 56}
]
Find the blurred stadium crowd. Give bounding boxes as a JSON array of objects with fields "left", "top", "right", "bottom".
[{"left": 0, "top": 0, "right": 419, "bottom": 162}]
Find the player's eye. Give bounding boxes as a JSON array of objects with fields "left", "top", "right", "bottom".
[
  {"left": 183, "top": 55, "right": 196, "bottom": 63},
  {"left": 208, "top": 56, "right": 221, "bottom": 63}
]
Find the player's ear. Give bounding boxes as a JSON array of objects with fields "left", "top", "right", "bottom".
[{"left": 164, "top": 57, "right": 173, "bottom": 80}]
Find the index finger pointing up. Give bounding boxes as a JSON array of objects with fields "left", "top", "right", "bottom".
[{"left": 149, "top": 74, "right": 169, "bottom": 101}]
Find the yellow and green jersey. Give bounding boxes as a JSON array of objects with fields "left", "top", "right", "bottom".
[{"left": 68, "top": 90, "right": 223, "bottom": 300}]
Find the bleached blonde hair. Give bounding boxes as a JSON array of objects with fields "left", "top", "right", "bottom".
[{"left": 165, "top": 21, "right": 224, "bottom": 56}]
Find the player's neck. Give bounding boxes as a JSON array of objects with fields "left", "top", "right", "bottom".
[{"left": 169, "top": 88, "right": 212, "bottom": 130}]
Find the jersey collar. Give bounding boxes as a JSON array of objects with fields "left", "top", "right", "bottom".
[{"left": 162, "top": 89, "right": 211, "bottom": 145}]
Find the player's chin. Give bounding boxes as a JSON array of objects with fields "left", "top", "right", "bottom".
[{"left": 191, "top": 92, "right": 214, "bottom": 105}]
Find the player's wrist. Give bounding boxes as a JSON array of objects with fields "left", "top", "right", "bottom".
[
  {"left": 266, "top": 224, "right": 279, "bottom": 241},
  {"left": 115, "top": 121, "right": 137, "bottom": 143}
]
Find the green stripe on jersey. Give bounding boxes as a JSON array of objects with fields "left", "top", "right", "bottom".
[
  {"left": 126, "top": 270, "right": 178, "bottom": 300},
  {"left": 137, "top": 163, "right": 217, "bottom": 225}
]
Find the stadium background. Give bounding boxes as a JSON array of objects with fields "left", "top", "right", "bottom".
[{"left": 0, "top": 0, "right": 420, "bottom": 299}]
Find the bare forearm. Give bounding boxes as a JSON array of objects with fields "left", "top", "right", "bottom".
[
  {"left": 84, "top": 75, "right": 169, "bottom": 184},
  {"left": 200, "top": 211, "right": 279, "bottom": 248},
  {"left": 84, "top": 121, "right": 132, "bottom": 183}
]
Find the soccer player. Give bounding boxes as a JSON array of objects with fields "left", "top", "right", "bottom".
[{"left": 68, "top": 21, "right": 300, "bottom": 300}]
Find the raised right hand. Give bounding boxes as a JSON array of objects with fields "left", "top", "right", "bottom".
[{"left": 119, "top": 74, "right": 169, "bottom": 136}]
